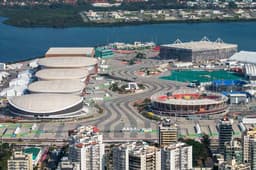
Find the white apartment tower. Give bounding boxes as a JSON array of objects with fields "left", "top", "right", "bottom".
[
  {"left": 68, "top": 126, "right": 105, "bottom": 170},
  {"left": 112, "top": 141, "right": 161, "bottom": 170},
  {"left": 243, "top": 128, "right": 256, "bottom": 170},
  {"left": 161, "top": 142, "right": 193, "bottom": 170}
]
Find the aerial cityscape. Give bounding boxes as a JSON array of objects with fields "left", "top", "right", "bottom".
[{"left": 1, "top": 0, "right": 256, "bottom": 170}]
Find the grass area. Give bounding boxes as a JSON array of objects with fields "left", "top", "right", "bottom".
[
  {"left": 0, "top": 6, "right": 85, "bottom": 28},
  {"left": 98, "top": 83, "right": 110, "bottom": 89},
  {"left": 103, "top": 96, "right": 111, "bottom": 101}
]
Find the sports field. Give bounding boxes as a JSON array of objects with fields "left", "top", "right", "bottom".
[{"left": 161, "top": 70, "right": 245, "bottom": 83}]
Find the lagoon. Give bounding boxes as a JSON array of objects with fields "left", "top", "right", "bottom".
[{"left": 1, "top": 17, "right": 256, "bottom": 62}]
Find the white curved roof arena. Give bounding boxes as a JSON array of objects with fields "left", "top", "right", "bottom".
[
  {"left": 8, "top": 94, "right": 83, "bottom": 114},
  {"left": 28, "top": 80, "right": 85, "bottom": 94},
  {"left": 35, "top": 68, "right": 89, "bottom": 80},
  {"left": 38, "top": 57, "right": 98, "bottom": 68}
]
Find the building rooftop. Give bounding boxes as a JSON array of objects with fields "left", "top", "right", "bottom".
[
  {"left": 35, "top": 68, "right": 89, "bottom": 80},
  {"left": 69, "top": 126, "right": 102, "bottom": 147},
  {"left": 151, "top": 89, "right": 228, "bottom": 106},
  {"left": 163, "top": 142, "right": 190, "bottom": 150},
  {"left": 230, "top": 51, "right": 256, "bottom": 64},
  {"left": 161, "top": 41, "right": 237, "bottom": 52},
  {"left": 45, "top": 47, "right": 95, "bottom": 57},
  {"left": 38, "top": 56, "right": 98, "bottom": 68},
  {"left": 28, "top": 80, "right": 85, "bottom": 94},
  {"left": 8, "top": 94, "right": 83, "bottom": 114},
  {"left": 118, "top": 141, "right": 159, "bottom": 156}
]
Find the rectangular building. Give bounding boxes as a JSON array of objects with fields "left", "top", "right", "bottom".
[
  {"left": 242, "top": 128, "right": 256, "bottom": 170},
  {"left": 112, "top": 141, "right": 161, "bottom": 170},
  {"left": 68, "top": 126, "right": 105, "bottom": 170},
  {"left": 45, "top": 47, "right": 95, "bottom": 58},
  {"left": 159, "top": 40, "right": 237, "bottom": 64},
  {"left": 161, "top": 142, "right": 193, "bottom": 170},
  {"left": 8, "top": 151, "right": 33, "bottom": 170},
  {"left": 219, "top": 117, "right": 233, "bottom": 154},
  {"left": 158, "top": 119, "right": 178, "bottom": 147},
  {"left": 224, "top": 139, "right": 243, "bottom": 164}
]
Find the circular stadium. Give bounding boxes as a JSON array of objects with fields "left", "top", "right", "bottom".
[
  {"left": 151, "top": 89, "right": 228, "bottom": 117},
  {"left": 38, "top": 57, "right": 98, "bottom": 74},
  {"left": 8, "top": 94, "right": 85, "bottom": 119},
  {"left": 28, "top": 80, "right": 85, "bottom": 94},
  {"left": 35, "top": 68, "right": 89, "bottom": 81}
]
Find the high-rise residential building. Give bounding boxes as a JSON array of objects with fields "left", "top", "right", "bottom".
[
  {"left": 219, "top": 159, "right": 250, "bottom": 170},
  {"left": 161, "top": 142, "right": 193, "bottom": 170},
  {"left": 112, "top": 141, "right": 161, "bottom": 170},
  {"left": 8, "top": 151, "right": 33, "bottom": 170},
  {"left": 224, "top": 139, "right": 243, "bottom": 164},
  {"left": 158, "top": 119, "right": 178, "bottom": 147},
  {"left": 68, "top": 126, "right": 105, "bottom": 170},
  {"left": 218, "top": 117, "right": 233, "bottom": 154},
  {"left": 242, "top": 128, "right": 256, "bottom": 170},
  {"left": 251, "top": 139, "right": 256, "bottom": 170}
]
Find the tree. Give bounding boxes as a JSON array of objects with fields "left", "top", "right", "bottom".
[
  {"left": 135, "top": 52, "right": 146, "bottom": 59},
  {"left": 202, "top": 134, "right": 210, "bottom": 148},
  {"left": 182, "top": 139, "right": 210, "bottom": 167},
  {"left": 228, "top": 1, "right": 237, "bottom": 8}
]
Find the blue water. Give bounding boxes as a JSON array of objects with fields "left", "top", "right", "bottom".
[{"left": 1, "top": 16, "right": 256, "bottom": 62}]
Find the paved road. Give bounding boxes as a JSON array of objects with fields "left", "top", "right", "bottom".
[
  {"left": 87, "top": 58, "right": 185, "bottom": 140},
  {"left": 5, "top": 57, "right": 186, "bottom": 142}
]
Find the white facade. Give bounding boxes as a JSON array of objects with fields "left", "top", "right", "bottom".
[
  {"left": 113, "top": 142, "right": 161, "bottom": 170},
  {"left": 242, "top": 129, "right": 256, "bottom": 170},
  {"left": 161, "top": 142, "right": 193, "bottom": 170},
  {"left": 230, "top": 51, "right": 256, "bottom": 64},
  {"left": 0, "top": 63, "right": 6, "bottom": 70},
  {"left": 68, "top": 126, "right": 105, "bottom": 170}
]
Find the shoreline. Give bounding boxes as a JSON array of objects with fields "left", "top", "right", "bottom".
[
  {"left": 3, "top": 56, "right": 44, "bottom": 65},
  {"left": 2, "top": 17, "right": 256, "bottom": 28}
]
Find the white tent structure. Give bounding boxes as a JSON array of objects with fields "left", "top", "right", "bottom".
[{"left": 230, "top": 51, "right": 256, "bottom": 64}]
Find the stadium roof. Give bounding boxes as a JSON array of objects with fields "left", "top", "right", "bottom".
[
  {"left": 151, "top": 89, "right": 228, "bottom": 105},
  {"left": 161, "top": 41, "right": 237, "bottom": 52},
  {"left": 38, "top": 57, "right": 98, "bottom": 68},
  {"left": 35, "top": 68, "right": 89, "bottom": 80},
  {"left": 8, "top": 94, "right": 83, "bottom": 114},
  {"left": 28, "top": 80, "right": 85, "bottom": 94},
  {"left": 230, "top": 51, "right": 256, "bottom": 64},
  {"left": 45, "top": 47, "right": 95, "bottom": 57}
]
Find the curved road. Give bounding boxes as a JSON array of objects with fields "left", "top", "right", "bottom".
[{"left": 88, "top": 59, "right": 185, "bottom": 140}]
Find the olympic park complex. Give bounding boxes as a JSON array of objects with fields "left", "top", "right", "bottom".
[
  {"left": 8, "top": 48, "right": 99, "bottom": 119},
  {"left": 150, "top": 89, "right": 229, "bottom": 117}
]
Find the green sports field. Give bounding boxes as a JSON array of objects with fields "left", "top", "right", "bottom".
[{"left": 161, "top": 70, "right": 245, "bottom": 83}]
